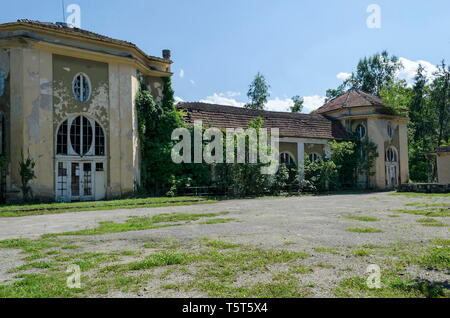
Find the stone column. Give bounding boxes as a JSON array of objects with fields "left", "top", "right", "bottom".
[{"left": 297, "top": 141, "right": 305, "bottom": 181}]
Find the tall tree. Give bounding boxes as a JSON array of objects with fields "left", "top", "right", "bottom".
[
  {"left": 290, "top": 95, "right": 304, "bottom": 113},
  {"left": 326, "top": 51, "right": 403, "bottom": 99},
  {"left": 245, "top": 72, "right": 270, "bottom": 110},
  {"left": 429, "top": 60, "right": 450, "bottom": 147},
  {"left": 348, "top": 50, "right": 403, "bottom": 96}
]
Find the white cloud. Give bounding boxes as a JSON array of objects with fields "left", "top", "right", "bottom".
[
  {"left": 179, "top": 69, "right": 184, "bottom": 78},
  {"left": 200, "top": 93, "right": 245, "bottom": 107},
  {"left": 266, "top": 98, "right": 293, "bottom": 112},
  {"left": 198, "top": 93, "right": 325, "bottom": 114},
  {"left": 398, "top": 57, "right": 437, "bottom": 86},
  {"left": 303, "top": 95, "right": 326, "bottom": 113},
  {"left": 336, "top": 72, "right": 352, "bottom": 81},
  {"left": 174, "top": 96, "right": 184, "bottom": 104},
  {"left": 190, "top": 79, "right": 196, "bottom": 86}
]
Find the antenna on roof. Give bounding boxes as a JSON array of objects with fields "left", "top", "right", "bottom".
[{"left": 61, "top": 0, "right": 66, "bottom": 23}]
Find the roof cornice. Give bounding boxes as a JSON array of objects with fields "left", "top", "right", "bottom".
[{"left": 0, "top": 21, "right": 173, "bottom": 77}]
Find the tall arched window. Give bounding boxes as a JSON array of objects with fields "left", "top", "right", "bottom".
[
  {"left": 280, "top": 152, "right": 296, "bottom": 166},
  {"left": 386, "top": 146, "right": 398, "bottom": 163},
  {"left": 355, "top": 124, "right": 366, "bottom": 139},
  {"left": 57, "top": 116, "right": 105, "bottom": 157}
]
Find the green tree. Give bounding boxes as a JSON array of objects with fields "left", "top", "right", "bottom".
[
  {"left": 245, "top": 72, "right": 270, "bottom": 110},
  {"left": 290, "top": 95, "right": 304, "bottom": 113},
  {"left": 326, "top": 51, "right": 403, "bottom": 99},
  {"left": 380, "top": 79, "right": 412, "bottom": 114},
  {"left": 429, "top": 61, "right": 450, "bottom": 147},
  {"left": 348, "top": 50, "right": 403, "bottom": 96}
]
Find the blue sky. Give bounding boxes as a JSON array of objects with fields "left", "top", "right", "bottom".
[{"left": 2, "top": 0, "right": 449, "bottom": 112}]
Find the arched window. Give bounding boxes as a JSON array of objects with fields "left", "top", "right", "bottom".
[
  {"left": 72, "top": 73, "right": 91, "bottom": 103},
  {"left": 280, "top": 152, "right": 296, "bottom": 166},
  {"left": 309, "top": 152, "right": 321, "bottom": 162},
  {"left": 355, "top": 124, "right": 366, "bottom": 139},
  {"left": 56, "top": 116, "right": 105, "bottom": 157},
  {"left": 386, "top": 147, "right": 398, "bottom": 163}
]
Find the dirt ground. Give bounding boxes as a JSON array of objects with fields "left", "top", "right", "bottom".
[{"left": 0, "top": 192, "right": 448, "bottom": 298}]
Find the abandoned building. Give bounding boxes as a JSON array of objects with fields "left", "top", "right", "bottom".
[
  {"left": 0, "top": 20, "right": 410, "bottom": 202},
  {"left": 0, "top": 20, "right": 172, "bottom": 202},
  {"left": 179, "top": 90, "right": 410, "bottom": 190}
]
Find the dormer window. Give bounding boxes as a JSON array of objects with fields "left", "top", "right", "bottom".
[{"left": 72, "top": 73, "right": 91, "bottom": 103}]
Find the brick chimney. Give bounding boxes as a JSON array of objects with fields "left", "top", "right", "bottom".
[{"left": 162, "top": 49, "right": 171, "bottom": 60}]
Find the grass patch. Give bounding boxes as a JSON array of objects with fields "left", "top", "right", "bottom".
[
  {"left": 198, "top": 218, "right": 237, "bottom": 225},
  {"left": 346, "top": 227, "right": 384, "bottom": 233},
  {"left": 0, "top": 197, "right": 216, "bottom": 217},
  {"left": 335, "top": 274, "right": 448, "bottom": 298},
  {"left": 128, "top": 251, "right": 193, "bottom": 270},
  {"left": 203, "top": 240, "right": 241, "bottom": 249},
  {"left": 354, "top": 249, "right": 370, "bottom": 257},
  {"left": 396, "top": 208, "right": 450, "bottom": 217},
  {"left": 416, "top": 218, "right": 446, "bottom": 227},
  {"left": 345, "top": 215, "right": 380, "bottom": 222},
  {"left": 289, "top": 265, "right": 313, "bottom": 274},
  {"left": 42, "top": 212, "right": 230, "bottom": 237},
  {"left": 417, "top": 246, "right": 450, "bottom": 270},
  {"left": 313, "top": 247, "right": 340, "bottom": 255}
]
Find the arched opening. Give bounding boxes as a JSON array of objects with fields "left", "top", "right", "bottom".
[
  {"left": 308, "top": 152, "right": 322, "bottom": 163},
  {"left": 385, "top": 146, "right": 399, "bottom": 189},
  {"left": 55, "top": 116, "right": 106, "bottom": 202},
  {"left": 280, "top": 152, "right": 296, "bottom": 166}
]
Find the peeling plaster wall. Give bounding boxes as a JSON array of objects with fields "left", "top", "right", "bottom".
[
  {"left": 9, "top": 47, "right": 54, "bottom": 199},
  {"left": 0, "top": 49, "right": 10, "bottom": 193},
  {"left": 108, "top": 63, "right": 140, "bottom": 198},
  {"left": 52, "top": 54, "right": 109, "bottom": 129}
]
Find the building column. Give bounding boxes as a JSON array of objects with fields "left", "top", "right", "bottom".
[{"left": 297, "top": 141, "right": 305, "bottom": 181}]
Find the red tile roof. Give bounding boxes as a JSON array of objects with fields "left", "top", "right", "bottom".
[
  {"left": 315, "top": 89, "right": 384, "bottom": 114},
  {"left": 178, "top": 102, "right": 348, "bottom": 140}
]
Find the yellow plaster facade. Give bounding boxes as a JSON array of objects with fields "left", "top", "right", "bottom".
[{"left": 0, "top": 21, "right": 172, "bottom": 201}]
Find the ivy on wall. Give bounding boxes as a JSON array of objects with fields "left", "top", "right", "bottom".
[{"left": 136, "top": 78, "right": 184, "bottom": 196}]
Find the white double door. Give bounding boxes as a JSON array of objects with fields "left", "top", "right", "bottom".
[{"left": 56, "top": 160, "right": 106, "bottom": 202}]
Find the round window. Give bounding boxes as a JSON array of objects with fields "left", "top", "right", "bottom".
[{"left": 72, "top": 73, "right": 91, "bottom": 103}]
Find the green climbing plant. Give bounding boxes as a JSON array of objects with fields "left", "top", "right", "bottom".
[{"left": 19, "top": 152, "right": 36, "bottom": 201}]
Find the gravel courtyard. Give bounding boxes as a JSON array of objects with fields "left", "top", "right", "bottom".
[{"left": 0, "top": 192, "right": 448, "bottom": 298}]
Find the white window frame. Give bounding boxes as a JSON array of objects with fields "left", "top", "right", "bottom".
[
  {"left": 72, "top": 73, "right": 92, "bottom": 103},
  {"left": 56, "top": 115, "right": 106, "bottom": 158},
  {"left": 386, "top": 146, "right": 398, "bottom": 163}
]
